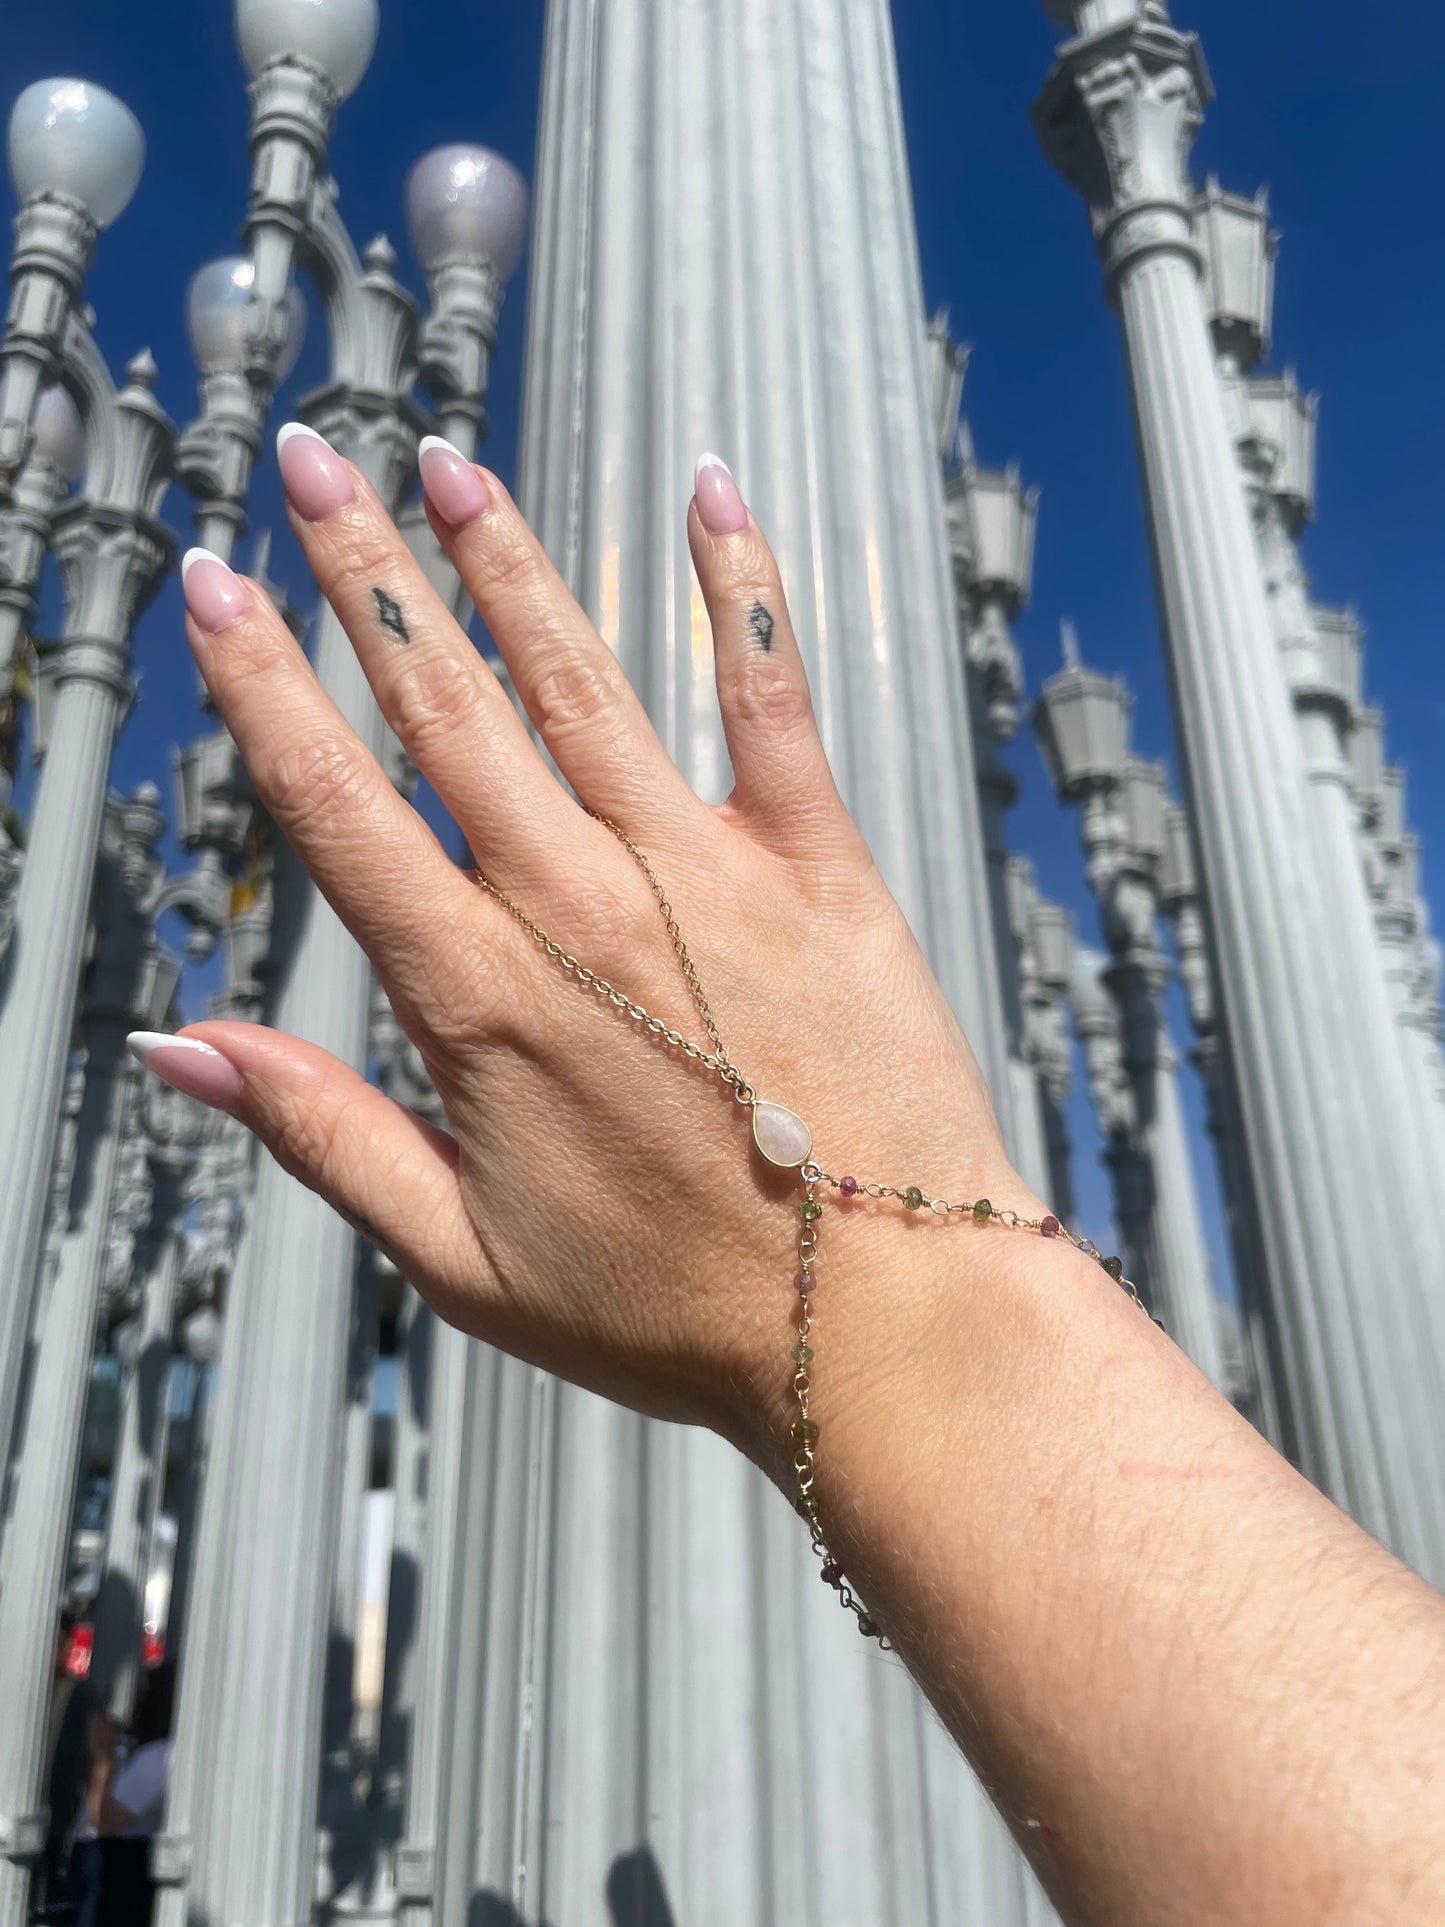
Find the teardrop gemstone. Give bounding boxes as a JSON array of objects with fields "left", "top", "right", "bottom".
[{"left": 752, "top": 1100, "right": 813, "bottom": 1169}]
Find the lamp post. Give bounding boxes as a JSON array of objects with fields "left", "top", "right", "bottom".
[
  {"left": 0, "top": 296, "right": 173, "bottom": 1494},
  {"left": 0, "top": 80, "right": 143, "bottom": 487},
  {"left": 1035, "top": 628, "right": 1230, "bottom": 1386},
  {"left": 151, "top": 5, "right": 529, "bottom": 1913},
  {"left": 0, "top": 785, "right": 179, "bottom": 1915},
  {"left": 1035, "top": 0, "right": 1445, "bottom": 1575}
]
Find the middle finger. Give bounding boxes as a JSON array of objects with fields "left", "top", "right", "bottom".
[{"left": 274, "top": 421, "right": 581, "bottom": 875}]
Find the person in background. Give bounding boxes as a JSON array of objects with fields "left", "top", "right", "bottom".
[
  {"left": 79, "top": 1662, "right": 175, "bottom": 1927},
  {"left": 35, "top": 1611, "right": 93, "bottom": 1920}
]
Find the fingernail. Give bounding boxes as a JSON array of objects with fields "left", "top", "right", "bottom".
[
  {"left": 694, "top": 452, "right": 748, "bottom": 535},
  {"left": 418, "top": 435, "right": 492, "bottom": 527},
  {"left": 127, "top": 1032, "right": 245, "bottom": 1113},
  {"left": 277, "top": 421, "right": 355, "bottom": 521},
  {"left": 181, "top": 548, "right": 248, "bottom": 634}
]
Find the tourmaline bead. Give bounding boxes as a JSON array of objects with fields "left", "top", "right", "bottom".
[
  {"left": 791, "top": 1417, "right": 819, "bottom": 1443},
  {"left": 1103, "top": 1255, "right": 1125, "bottom": 1281},
  {"left": 1040, "top": 1215, "right": 1060, "bottom": 1238},
  {"left": 857, "top": 1615, "right": 879, "bottom": 1638},
  {"left": 800, "top": 1200, "right": 822, "bottom": 1222},
  {"left": 791, "top": 1343, "right": 814, "bottom": 1365},
  {"left": 795, "top": 1271, "right": 814, "bottom": 1294},
  {"left": 820, "top": 1560, "right": 843, "bottom": 1587},
  {"left": 903, "top": 1187, "right": 924, "bottom": 1211},
  {"left": 972, "top": 1198, "right": 992, "bottom": 1224},
  {"left": 839, "top": 1175, "right": 859, "bottom": 1197},
  {"left": 799, "top": 1494, "right": 820, "bottom": 1517}
]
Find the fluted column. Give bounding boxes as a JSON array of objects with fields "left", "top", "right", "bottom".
[
  {"left": 467, "top": 1, "right": 1039, "bottom": 1920},
  {"left": 0, "top": 350, "right": 172, "bottom": 1482},
  {"left": 1036, "top": 1, "right": 1445, "bottom": 1579}
]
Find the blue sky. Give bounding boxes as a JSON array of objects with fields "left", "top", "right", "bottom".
[{"left": 6, "top": 0, "right": 1444, "bottom": 1285}]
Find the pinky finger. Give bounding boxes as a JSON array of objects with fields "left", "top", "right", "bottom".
[
  {"left": 126, "top": 1023, "right": 487, "bottom": 1321},
  {"left": 688, "top": 455, "right": 850, "bottom": 854}
]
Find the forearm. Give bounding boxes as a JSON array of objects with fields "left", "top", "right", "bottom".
[{"left": 801, "top": 1207, "right": 1445, "bottom": 1927}]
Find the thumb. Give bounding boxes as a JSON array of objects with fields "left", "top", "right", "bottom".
[{"left": 126, "top": 1022, "right": 483, "bottom": 1301}]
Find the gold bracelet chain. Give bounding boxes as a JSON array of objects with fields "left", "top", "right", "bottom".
[{"left": 471, "top": 819, "right": 1156, "bottom": 1646}]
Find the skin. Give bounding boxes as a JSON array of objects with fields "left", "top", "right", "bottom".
[{"left": 171, "top": 444, "right": 1445, "bottom": 1927}]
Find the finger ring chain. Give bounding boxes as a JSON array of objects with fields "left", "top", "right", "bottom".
[{"left": 471, "top": 821, "right": 1159, "bottom": 1647}]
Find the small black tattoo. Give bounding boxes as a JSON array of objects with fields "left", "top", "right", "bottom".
[
  {"left": 748, "top": 601, "right": 775, "bottom": 652},
  {"left": 373, "top": 586, "right": 411, "bottom": 644}
]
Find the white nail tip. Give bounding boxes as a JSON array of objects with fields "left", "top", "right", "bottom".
[
  {"left": 418, "top": 434, "right": 464, "bottom": 462},
  {"left": 181, "top": 547, "right": 227, "bottom": 581},
  {"left": 127, "top": 1031, "right": 221, "bottom": 1066},
  {"left": 695, "top": 451, "right": 734, "bottom": 488},
  {"left": 276, "top": 421, "right": 327, "bottom": 451}
]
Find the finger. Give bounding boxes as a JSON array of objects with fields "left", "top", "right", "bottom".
[
  {"left": 274, "top": 423, "right": 583, "bottom": 870},
  {"left": 126, "top": 1024, "right": 488, "bottom": 1325},
  {"left": 179, "top": 547, "right": 484, "bottom": 1018},
  {"left": 687, "top": 455, "right": 849, "bottom": 853},
  {"left": 415, "top": 437, "right": 698, "bottom": 829}
]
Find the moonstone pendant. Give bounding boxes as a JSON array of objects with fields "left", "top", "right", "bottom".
[{"left": 752, "top": 1100, "right": 813, "bottom": 1169}]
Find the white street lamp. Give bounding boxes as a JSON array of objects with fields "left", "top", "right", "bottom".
[
  {"left": 186, "top": 257, "right": 307, "bottom": 379},
  {"left": 30, "top": 383, "right": 84, "bottom": 483},
  {"left": 6, "top": 78, "right": 145, "bottom": 230},
  {"left": 405, "top": 143, "right": 530, "bottom": 280},
  {"left": 235, "top": 0, "right": 381, "bottom": 100}
]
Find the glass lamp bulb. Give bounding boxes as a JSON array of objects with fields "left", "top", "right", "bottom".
[
  {"left": 405, "top": 144, "right": 529, "bottom": 280},
  {"left": 7, "top": 78, "right": 145, "bottom": 228},
  {"left": 235, "top": 0, "right": 381, "bottom": 99},
  {"left": 32, "top": 384, "right": 85, "bottom": 483},
  {"left": 186, "top": 256, "right": 307, "bottom": 379}
]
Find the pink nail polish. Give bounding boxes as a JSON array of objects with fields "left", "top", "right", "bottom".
[
  {"left": 418, "top": 435, "right": 492, "bottom": 527},
  {"left": 181, "top": 548, "right": 248, "bottom": 634},
  {"left": 277, "top": 421, "right": 356, "bottom": 522},
  {"left": 127, "top": 1031, "right": 245, "bottom": 1113},
  {"left": 694, "top": 452, "right": 748, "bottom": 535}
]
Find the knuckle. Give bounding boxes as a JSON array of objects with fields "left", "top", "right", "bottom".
[
  {"left": 384, "top": 647, "right": 488, "bottom": 754},
  {"left": 530, "top": 651, "right": 622, "bottom": 740},
  {"left": 266, "top": 733, "right": 379, "bottom": 838},
  {"left": 724, "top": 645, "right": 812, "bottom": 732}
]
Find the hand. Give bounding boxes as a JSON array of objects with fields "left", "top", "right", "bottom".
[{"left": 160, "top": 433, "right": 1039, "bottom": 1477}]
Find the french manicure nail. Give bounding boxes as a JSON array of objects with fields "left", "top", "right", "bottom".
[
  {"left": 127, "top": 1032, "right": 245, "bottom": 1112},
  {"left": 418, "top": 435, "right": 493, "bottom": 527},
  {"left": 276, "top": 421, "right": 356, "bottom": 521},
  {"left": 694, "top": 452, "right": 748, "bottom": 535},
  {"left": 181, "top": 547, "right": 248, "bottom": 634}
]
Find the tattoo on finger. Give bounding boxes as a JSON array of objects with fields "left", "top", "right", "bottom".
[
  {"left": 747, "top": 601, "right": 775, "bottom": 652},
  {"left": 373, "top": 586, "right": 412, "bottom": 645}
]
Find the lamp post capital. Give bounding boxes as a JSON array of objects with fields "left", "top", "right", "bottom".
[{"left": 1034, "top": 10, "right": 1212, "bottom": 287}]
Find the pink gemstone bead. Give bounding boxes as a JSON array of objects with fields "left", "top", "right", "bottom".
[
  {"left": 1041, "top": 1215, "right": 1060, "bottom": 1238},
  {"left": 839, "top": 1176, "right": 858, "bottom": 1198},
  {"left": 795, "top": 1271, "right": 814, "bottom": 1293}
]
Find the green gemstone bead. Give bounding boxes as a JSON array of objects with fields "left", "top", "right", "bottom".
[
  {"left": 791, "top": 1343, "right": 814, "bottom": 1366},
  {"left": 972, "top": 1198, "right": 993, "bottom": 1224},
  {"left": 1103, "top": 1255, "right": 1125, "bottom": 1281},
  {"left": 799, "top": 1494, "right": 821, "bottom": 1518},
  {"left": 791, "top": 1418, "right": 819, "bottom": 1443},
  {"left": 903, "top": 1187, "right": 924, "bottom": 1211},
  {"left": 857, "top": 1615, "right": 879, "bottom": 1638},
  {"left": 800, "top": 1200, "right": 823, "bottom": 1222}
]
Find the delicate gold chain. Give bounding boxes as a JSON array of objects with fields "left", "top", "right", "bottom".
[
  {"left": 471, "top": 815, "right": 757, "bottom": 1104},
  {"left": 469, "top": 820, "right": 1156, "bottom": 1648}
]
